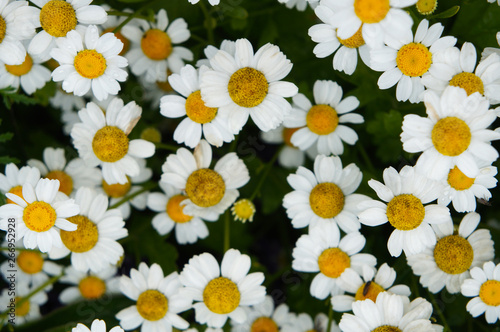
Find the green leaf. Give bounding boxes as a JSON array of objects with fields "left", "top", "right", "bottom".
[
  {"left": 430, "top": 5, "right": 460, "bottom": 19},
  {"left": 0, "top": 156, "right": 19, "bottom": 165},
  {"left": 0, "top": 133, "right": 13, "bottom": 143}
]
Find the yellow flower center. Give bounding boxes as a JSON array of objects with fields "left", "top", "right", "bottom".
[
  {"left": 318, "top": 247, "right": 350, "bottom": 278},
  {"left": 282, "top": 127, "right": 301, "bottom": 147},
  {"left": 141, "top": 29, "right": 172, "bottom": 60},
  {"left": 396, "top": 43, "right": 432, "bottom": 77},
  {"left": 354, "top": 281, "right": 385, "bottom": 302},
  {"left": 102, "top": 27, "right": 130, "bottom": 56},
  {"left": 46, "top": 170, "right": 73, "bottom": 196},
  {"left": 185, "top": 90, "right": 218, "bottom": 124},
  {"left": 449, "top": 72, "right": 484, "bottom": 96},
  {"left": 40, "top": 0, "right": 77, "bottom": 37},
  {"left": 17, "top": 251, "right": 44, "bottom": 274},
  {"left": 92, "top": 126, "right": 129, "bottom": 163},
  {"left": 79, "top": 276, "right": 107, "bottom": 299},
  {"left": 15, "top": 297, "right": 30, "bottom": 317},
  {"left": 416, "top": 0, "right": 438, "bottom": 15},
  {"left": 354, "top": 0, "right": 390, "bottom": 24},
  {"left": 5, "top": 55, "right": 33, "bottom": 77},
  {"left": 7, "top": 185, "right": 24, "bottom": 204},
  {"left": 74, "top": 49, "right": 107, "bottom": 79},
  {"left": 166, "top": 194, "right": 193, "bottom": 223},
  {"left": 479, "top": 280, "right": 500, "bottom": 307},
  {"left": 338, "top": 25, "right": 365, "bottom": 48},
  {"left": 231, "top": 199, "right": 255, "bottom": 223},
  {"left": 102, "top": 178, "right": 131, "bottom": 198},
  {"left": 433, "top": 235, "right": 474, "bottom": 275},
  {"left": 185, "top": 169, "right": 226, "bottom": 208},
  {"left": 431, "top": 117, "right": 471, "bottom": 157},
  {"left": 140, "top": 127, "right": 162, "bottom": 143},
  {"left": 60, "top": 215, "right": 98, "bottom": 253},
  {"left": 0, "top": 15, "right": 6, "bottom": 44},
  {"left": 251, "top": 317, "right": 279, "bottom": 332},
  {"left": 447, "top": 166, "right": 475, "bottom": 191},
  {"left": 228, "top": 67, "right": 269, "bottom": 108},
  {"left": 309, "top": 183, "right": 345, "bottom": 219},
  {"left": 23, "top": 201, "right": 57, "bottom": 232},
  {"left": 136, "top": 289, "right": 169, "bottom": 321},
  {"left": 306, "top": 105, "right": 339, "bottom": 135},
  {"left": 372, "top": 326, "right": 402, "bottom": 332},
  {"left": 203, "top": 277, "right": 241, "bottom": 314},
  {"left": 386, "top": 194, "right": 425, "bottom": 231}
]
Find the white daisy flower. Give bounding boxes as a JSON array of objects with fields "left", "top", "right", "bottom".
[
  {"left": 370, "top": 19, "right": 457, "bottom": 103},
  {"left": 161, "top": 139, "right": 249, "bottom": 220},
  {"left": 400, "top": 86, "right": 500, "bottom": 180},
  {"left": 338, "top": 292, "right": 443, "bottom": 332},
  {"left": 461, "top": 261, "right": 500, "bottom": 324},
  {"left": 358, "top": 165, "right": 451, "bottom": 257},
  {"left": 116, "top": 262, "right": 190, "bottom": 332},
  {"left": 71, "top": 98, "right": 156, "bottom": 185},
  {"left": 0, "top": 178, "right": 79, "bottom": 252},
  {"left": 287, "top": 80, "right": 363, "bottom": 155},
  {"left": 160, "top": 64, "right": 234, "bottom": 148},
  {"left": 0, "top": 163, "right": 40, "bottom": 204},
  {"left": 200, "top": 38, "right": 298, "bottom": 133},
  {"left": 196, "top": 39, "right": 236, "bottom": 68},
  {"left": 0, "top": 282, "right": 48, "bottom": 325},
  {"left": 72, "top": 319, "right": 124, "bottom": 332},
  {"left": 121, "top": 9, "right": 193, "bottom": 83},
  {"left": 51, "top": 25, "right": 128, "bottom": 101},
  {"left": 282, "top": 312, "right": 340, "bottom": 332},
  {"left": 188, "top": 0, "right": 220, "bottom": 6},
  {"left": 407, "top": 212, "right": 495, "bottom": 294},
  {"left": 292, "top": 221, "right": 377, "bottom": 300},
  {"left": 179, "top": 249, "right": 266, "bottom": 328},
  {"left": 48, "top": 187, "right": 127, "bottom": 273},
  {"left": 283, "top": 154, "right": 369, "bottom": 233}
]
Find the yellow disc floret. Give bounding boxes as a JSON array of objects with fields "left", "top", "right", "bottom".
[
  {"left": 17, "top": 251, "right": 44, "bottom": 274},
  {"left": 185, "top": 90, "right": 218, "bottom": 124},
  {"left": 372, "top": 326, "right": 402, "bottom": 332},
  {"left": 309, "top": 183, "right": 345, "bottom": 219},
  {"left": 386, "top": 194, "right": 425, "bottom": 231},
  {"left": 416, "top": 0, "right": 438, "bottom": 15},
  {"left": 7, "top": 185, "right": 24, "bottom": 204},
  {"left": 40, "top": 0, "right": 77, "bottom": 37},
  {"left": 60, "top": 215, "right": 98, "bottom": 253},
  {"left": 251, "top": 317, "right": 279, "bottom": 332},
  {"left": 74, "top": 50, "right": 107, "bottom": 79},
  {"left": 46, "top": 170, "right": 73, "bottom": 196},
  {"left": 23, "top": 201, "right": 57, "bottom": 232},
  {"left": 317, "top": 247, "right": 350, "bottom": 278},
  {"left": 228, "top": 67, "right": 269, "bottom": 108},
  {"left": 92, "top": 126, "right": 129, "bottom": 163},
  {"left": 185, "top": 169, "right": 225, "bottom": 208},
  {"left": 449, "top": 72, "right": 484, "bottom": 96},
  {"left": 354, "top": 281, "right": 385, "bottom": 302},
  {"left": 306, "top": 105, "right": 339, "bottom": 135},
  {"left": 396, "top": 43, "right": 432, "bottom": 77},
  {"left": 0, "top": 15, "right": 6, "bottom": 44},
  {"left": 431, "top": 117, "right": 471, "bottom": 157},
  {"left": 203, "top": 277, "right": 241, "bottom": 314},
  {"left": 102, "top": 178, "right": 131, "bottom": 198},
  {"left": 141, "top": 29, "right": 172, "bottom": 60},
  {"left": 15, "top": 297, "right": 30, "bottom": 317},
  {"left": 433, "top": 235, "right": 473, "bottom": 274},
  {"left": 447, "top": 166, "right": 475, "bottom": 191},
  {"left": 136, "top": 289, "right": 169, "bottom": 321},
  {"left": 166, "top": 194, "right": 192, "bottom": 223},
  {"left": 79, "top": 276, "right": 106, "bottom": 299},
  {"left": 479, "top": 280, "right": 500, "bottom": 307},
  {"left": 5, "top": 55, "right": 33, "bottom": 77},
  {"left": 231, "top": 199, "right": 255, "bottom": 223},
  {"left": 337, "top": 25, "right": 365, "bottom": 48},
  {"left": 354, "top": 0, "right": 390, "bottom": 24}
]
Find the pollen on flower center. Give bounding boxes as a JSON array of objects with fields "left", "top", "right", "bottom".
[
  {"left": 141, "top": 29, "right": 172, "bottom": 60},
  {"left": 372, "top": 326, "right": 402, "bottom": 332},
  {"left": 283, "top": 127, "right": 301, "bottom": 147},
  {"left": 15, "top": 297, "right": 30, "bottom": 317},
  {"left": 40, "top": 0, "right": 77, "bottom": 37},
  {"left": 431, "top": 117, "right": 471, "bottom": 157},
  {"left": 74, "top": 49, "right": 107, "bottom": 79},
  {"left": 17, "top": 251, "right": 44, "bottom": 274},
  {"left": 306, "top": 105, "right": 339, "bottom": 135},
  {"left": 318, "top": 247, "right": 350, "bottom": 278},
  {"left": 354, "top": 281, "right": 385, "bottom": 302},
  {"left": 396, "top": 43, "right": 432, "bottom": 77},
  {"left": 309, "top": 182, "right": 345, "bottom": 219},
  {"left": 231, "top": 198, "right": 255, "bottom": 223},
  {"left": 92, "top": 126, "right": 129, "bottom": 163},
  {"left": 166, "top": 194, "right": 192, "bottom": 223},
  {"left": 449, "top": 72, "right": 484, "bottom": 96},
  {"left": 479, "top": 280, "right": 500, "bottom": 306},
  {"left": 228, "top": 67, "right": 269, "bottom": 108},
  {"left": 337, "top": 25, "right": 365, "bottom": 48},
  {"left": 136, "top": 289, "right": 169, "bottom": 321},
  {"left": 416, "top": 0, "right": 438, "bottom": 15},
  {"left": 251, "top": 317, "right": 278, "bottom": 332},
  {"left": 185, "top": 90, "right": 218, "bottom": 124},
  {"left": 203, "top": 276, "right": 241, "bottom": 314},
  {"left": 102, "top": 28, "right": 130, "bottom": 56},
  {"left": 46, "top": 170, "right": 73, "bottom": 196},
  {"left": 102, "top": 178, "right": 131, "bottom": 198},
  {"left": 7, "top": 185, "right": 24, "bottom": 204},
  {"left": 433, "top": 235, "right": 473, "bottom": 274},
  {"left": 60, "top": 215, "right": 98, "bottom": 253},
  {"left": 185, "top": 168, "right": 226, "bottom": 208},
  {"left": 5, "top": 55, "right": 33, "bottom": 77},
  {"left": 354, "top": 0, "right": 390, "bottom": 24},
  {"left": 0, "top": 15, "right": 6, "bottom": 44},
  {"left": 447, "top": 166, "right": 475, "bottom": 191},
  {"left": 386, "top": 194, "right": 425, "bottom": 231},
  {"left": 23, "top": 201, "right": 57, "bottom": 233},
  {"left": 79, "top": 276, "right": 106, "bottom": 299}
]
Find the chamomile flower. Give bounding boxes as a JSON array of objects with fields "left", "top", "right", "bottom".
[
  {"left": 260, "top": 125, "right": 309, "bottom": 169},
  {"left": 231, "top": 199, "right": 255, "bottom": 223},
  {"left": 0, "top": 178, "right": 79, "bottom": 253},
  {"left": 72, "top": 319, "right": 124, "bottom": 332},
  {"left": 179, "top": 249, "right": 266, "bottom": 328},
  {"left": 283, "top": 154, "right": 369, "bottom": 233},
  {"left": 161, "top": 139, "right": 249, "bottom": 220},
  {"left": 200, "top": 38, "right": 298, "bottom": 133},
  {"left": 51, "top": 25, "right": 128, "bottom": 101},
  {"left": 71, "top": 98, "right": 156, "bottom": 185},
  {"left": 0, "top": 282, "right": 48, "bottom": 325},
  {"left": 370, "top": 19, "right": 457, "bottom": 103},
  {"left": 116, "top": 263, "right": 190, "bottom": 332},
  {"left": 400, "top": 86, "right": 500, "bottom": 180},
  {"left": 461, "top": 261, "right": 500, "bottom": 324},
  {"left": 287, "top": 80, "right": 363, "bottom": 155},
  {"left": 196, "top": 39, "right": 235, "bottom": 68},
  {"left": 292, "top": 222, "right": 377, "bottom": 300},
  {"left": 416, "top": 0, "right": 438, "bottom": 15},
  {"left": 358, "top": 165, "right": 451, "bottom": 257},
  {"left": 0, "top": 163, "right": 40, "bottom": 204},
  {"left": 282, "top": 312, "right": 340, "bottom": 332},
  {"left": 160, "top": 64, "right": 234, "bottom": 148}
]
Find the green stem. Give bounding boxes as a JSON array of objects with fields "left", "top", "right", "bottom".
[
  {"left": 223, "top": 210, "right": 230, "bottom": 252},
  {"left": 199, "top": 0, "right": 215, "bottom": 45},
  {"left": 109, "top": 182, "right": 158, "bottom": 209},
  {"left": 154, "top": 142, "right": 179, "bottom": 152},
  {"left": 326, "top": 299, "right": 333, "bottom": 332},
  {"left": 112, "top": 0, "right": 162, "bottom": 33},
  {"left": 427, "top": 290, "right": 451, "bottom": 332},
  {"left": 356, "top": 142, "right": 377, "bottom": 176},
  {"left": 249, "top": 146, "right": 282, "bottom": 201}
]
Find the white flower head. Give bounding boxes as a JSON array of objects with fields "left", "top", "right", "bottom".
[
  {"left": 0, "top": 163, "right": 40, "bottom": 201},
  {"left": 0, "top": 282, "right": 48, "bottom": 325},
  {"left": 72, "top": 319, "right": 124, "bottom": 332}
]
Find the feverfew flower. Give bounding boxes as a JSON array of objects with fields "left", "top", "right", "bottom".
[
  {"left": 0, "top": 283, "right": 48, "bottom": 325},
  {"left": 0, "top": 163, "right": 40, "bottom": 203},
  {"left": 72, "top": 319, "right": 124, "bottom": 332}
]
